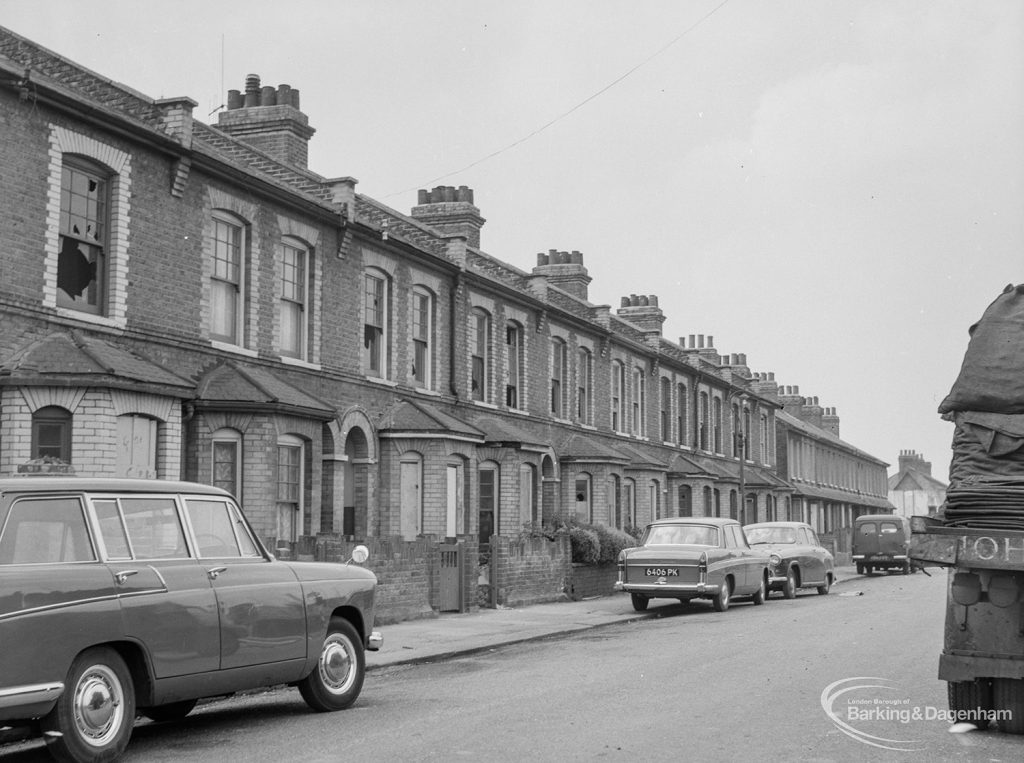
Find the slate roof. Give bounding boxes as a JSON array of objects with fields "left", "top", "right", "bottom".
[
  {"left": 557, "top": 433, "right": 631, "bottom": 464},
  {"left": 195, "top": 362, "right": 334, "bottom": 418},
  {"left": 377, "top": 399, "right": 484, "bottom": 440},
  {"left": 0, "top": 331, "right": 193, "bottom": 395}
]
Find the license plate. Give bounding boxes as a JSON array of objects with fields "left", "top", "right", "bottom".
[{"left": 645, "top": 567, "right": 679, "bottom": 577}]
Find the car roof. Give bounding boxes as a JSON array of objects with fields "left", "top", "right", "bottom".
[
  {"left": 0, "top": 476, "right": 232, "bottom": 497},
  {"left": 855, "top": 514, "right": 906, "bottom": 522},
  {"left": 647, "top": 517, "right": 738, "bottom": 527},
  {"left": 743, "top": 521, "right": 810, "bottom": 529}
]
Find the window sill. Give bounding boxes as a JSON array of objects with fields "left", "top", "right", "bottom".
[
  {"left": 507, "top": 407, "right": 529, "bottom": 416},
  {"left": 366, "top": 376, "right": 398, "bottom": 388},
  {"left": 280, "top": 356, "right": 321, "bottom": 370},
  {"left": 55, "top": 308, "right": 125, "bottom": 329},
  {"left": 414, "top": 387, "right": 441, "bottom": 396},
  {"left": 579, "top": 424, "right": 597, "bottom": 431},
  {"left": 471, "top": 401, "right": 499, "bottom": 410},
  {"left": 211, "top": 341, "right": 258, "bottom": 358}
]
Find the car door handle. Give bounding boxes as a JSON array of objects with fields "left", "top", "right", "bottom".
[
  {"left": 207, "top": 566, "right": 228, "bottom": 580},
  {"left": 114, "top": 569, "right": 139, "bottom": 585}
]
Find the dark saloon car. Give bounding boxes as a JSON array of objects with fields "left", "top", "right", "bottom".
[
  {"left": 0, "top": 477, "right": 382, "bottom": 763},
  {"left": 614, "top": 517, "right": 769, "bottom": 612},
  {"left": 743, "top": 521, "right": 835, "bottom": 598}
]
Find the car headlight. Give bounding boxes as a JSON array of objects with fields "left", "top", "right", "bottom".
[{"left": 769, "top": 554, "right": 782, "bottom": 568}]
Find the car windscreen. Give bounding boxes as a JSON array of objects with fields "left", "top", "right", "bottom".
[
  {"left": 746, "top": 527, "right": 798, "bottom": 545},
  {"left": 644, "top": 524, "right": 718, "bottom": 546}
]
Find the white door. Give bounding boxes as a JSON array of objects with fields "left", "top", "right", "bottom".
[
  {"left": 400, "top": 459, "right": 422, "bottom": 540},
  {"left": 445, "top": 465, "right": 458, "bottom": 538}
]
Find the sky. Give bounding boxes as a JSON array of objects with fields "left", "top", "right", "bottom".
[{"left": 3, "top": 0, "right": 1022, "bottom": 484}]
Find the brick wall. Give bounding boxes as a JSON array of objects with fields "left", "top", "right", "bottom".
[{"left": 490, "top": 533, "right": 571, "bottom": 607}]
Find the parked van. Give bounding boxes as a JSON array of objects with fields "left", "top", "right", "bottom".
[{"left": 851, "top": 514, "right": 914, "bottom": 574}]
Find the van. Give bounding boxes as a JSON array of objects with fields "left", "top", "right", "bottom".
[{"left": 851, "top": 514, "right": 914, "bottom": 574}]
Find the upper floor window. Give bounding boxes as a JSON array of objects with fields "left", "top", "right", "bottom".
[
  {"left": 411, "top": 287, "right": 433, "bottom": 389},
  {"left": 676, "top": 383, "right": 687, "bottom": 446},
  {"left": 713, "top": 396, "right": 722, "bottom": 453},
  {"left": 550, "top": 338, "right": 567, "bottom": 418},
  {"left": 732, "top": 403, "right": 742, "bottom": 458},
  {"left": 699, "top": 391, "right": 709, "bottom": 451},
  {"left": 364, "top": 270, "right": 389, "bottom": 378},
  {"left": 505, "top": 321, "right": 523, "bottom": 409},
  {"left": 760, "top": 412, "right": 770, "bottom": 464},
  {"left": 279, "top": 238, "right": 308, "bottom": 359},
  {"left": 611, "top": 360, "right": 625, "bottom": 432},
  {"left": 577, "top": 347, "right": 592, "bottom": 424},
  {"left": 58, "top": 158, "right": 109, "bottom": 315},
  {"left": 660, "top": 377, "right": 671, "bottom": 442},
  {"left": 632, "top": 367, "right": 646, "bottom": 437},
  {"left": 210, "top": 211, "right": 246, "bottom": 344},
  {"left": 32, "top": 406, "right": 72, "bottom": 463},
  {"left": 743, "top": 407, "right": 752, "bottom": 461},
  {"left": 471, "top": 308, "right": 491, "bottom": 402}
]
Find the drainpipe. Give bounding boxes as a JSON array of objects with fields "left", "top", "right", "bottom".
[{"left": 450, "top": 270, "right": 463, "bottom": 399}]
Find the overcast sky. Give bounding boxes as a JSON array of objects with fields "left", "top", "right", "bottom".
[{"left": 5, "top": 0, "right": 1022, "bottom": 484}]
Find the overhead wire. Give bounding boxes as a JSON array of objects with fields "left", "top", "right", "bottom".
[{"left": 382, "top": 0, "right": 730, "bottom": 200}]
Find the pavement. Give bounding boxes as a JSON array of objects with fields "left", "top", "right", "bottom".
[{"left": 366, "top": 564, "right": 863, "bottom": 670}]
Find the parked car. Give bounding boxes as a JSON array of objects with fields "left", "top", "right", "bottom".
[
  {"left": 851, "top": 513, "right": 914, "bottom": 574},
  {"left": 614, "top": 517, "right": 768, "bottom": 612},
  {"left": 743, "top": 521, "right": 835, "bottom": 598},
  {"left": 0, "top": 477, "right": 382, "bottom": 763}
]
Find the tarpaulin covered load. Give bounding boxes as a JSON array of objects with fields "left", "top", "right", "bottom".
[
  {"left": 939, "top": 284, "right": 1024, "bottom": 528},
  {"left": 939, "top": 283, "right": 1024, "bottom": 415}
]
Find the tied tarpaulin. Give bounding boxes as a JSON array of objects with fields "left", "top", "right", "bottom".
[
  {"left": 943, "top": 475, "right": 1024, "bottom": 530},
  {"left": 948, "top": 411, "right": 1024, "bottom": 485},
  {"left": 938, "top": 283, "right": 1024, "bottom": 414}
]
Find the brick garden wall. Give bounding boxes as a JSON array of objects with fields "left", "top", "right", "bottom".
[{"left": 489, "top": 534, "right": 572, "bottom": 607}]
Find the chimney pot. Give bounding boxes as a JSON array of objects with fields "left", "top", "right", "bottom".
[
  {"left": 227, "top": 89, "right": 242, "bottom": 109},
  {"left": 708, "top": 335, "right": 714, "bottom": 347},
  {"left": 621, "top": 297, "right": 630, "bottom": 308}
]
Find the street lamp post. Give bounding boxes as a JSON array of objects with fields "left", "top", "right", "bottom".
[{"left": 728, "top": 390, "right": 748, "bottom": 525}]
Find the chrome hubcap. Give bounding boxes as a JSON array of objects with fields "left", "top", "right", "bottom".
[
  {"left": 319, "top": 636, "right": 354, "bottom": 694},
  {"left": 74, "top": 666, "right": 122, "bottom": 745}
]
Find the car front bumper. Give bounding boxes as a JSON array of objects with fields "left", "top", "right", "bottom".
[{"left": 366, "top": 630, "right": 383, "bottom": 652}]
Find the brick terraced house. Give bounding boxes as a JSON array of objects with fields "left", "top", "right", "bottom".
[{"left": 0, "top": 27, "right": 892, "bottom": 620}]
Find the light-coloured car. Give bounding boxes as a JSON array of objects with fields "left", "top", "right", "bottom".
[
  {"left": 744, "top": 521, "right": 835, "bottom": 597},
  {"left": 615, "top": 517, "right": 769, "bottom": 612},
  {"left": 0, "top": 477, "right": 382, "bottom": 763}
]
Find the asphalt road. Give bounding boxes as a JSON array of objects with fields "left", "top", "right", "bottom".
[{"left": 5, "top": 570, "right": 1024, "bottom": 762}]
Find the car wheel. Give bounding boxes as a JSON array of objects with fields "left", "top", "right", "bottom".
[
  {"left": 817, "top": 574, "right": 832, "bottom": 595},
  {"left": 994, "top": 678, "right": 1024, "bottom": 734},
  {"left": 948, "top": 679, "right": 992, "bottom": 730},
  {"left": 751, "top": 574, "right": 766, "bottom": 605},
  {"left": 782, "top": 568, "right": 798, "bottom": 599},
  {"left": 902, "top": 561, "right": 911, "bottom": 575},
  {"left": 41, "top": 647, "right": 135, "bottom": 763},
  {"left": 712, "top": 579, "right": 731, "bottom": 612},
  {"left": 298, "top": 617, "right": 365, "bottom": 712},
  {"left": 631, "top": 593, "right": 649, "bottom": 612},
  {"left": 865, "top": 565, "right": 874, "bottom": 575},
  {"left": 140, "top": 699, "right": 198, "bottom": 723}
]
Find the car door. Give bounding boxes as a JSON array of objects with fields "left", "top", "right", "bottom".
[
  {"left": 723, "top": 525, "right": 750, "bottom": 592},
  {"left": 0, "top": 494, "right": 122, "bottom": 689},
  {"left": 730, "top": 524, "right": 758, "bottom": 592},
  {"left": 800, "top": 527, "right": 827, "bottom": 583},
  {"left": 94, "top": 495, "right": 221, "bottom": 678},
  {"left": 182, "top": 496, "right": 305, "bottom": 671}
]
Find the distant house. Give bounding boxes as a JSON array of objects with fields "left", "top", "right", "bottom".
[{"left": 888, "top": 450, "right": 948, "bottom": 517}]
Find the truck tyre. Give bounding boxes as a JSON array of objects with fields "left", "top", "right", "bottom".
[
  {"left": 994, "top": 678, "right": 1024, "bottom": 734},
  {"left": 948, "top": 679, "right": 992, "bottom": 730},
  {"left": 856, "top": 563, "right": 864, "bottom": 575}
]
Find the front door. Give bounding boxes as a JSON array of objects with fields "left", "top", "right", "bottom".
[{"left": 400, "top": 458, "right": 422, "bottom": 540}]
